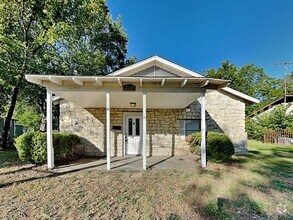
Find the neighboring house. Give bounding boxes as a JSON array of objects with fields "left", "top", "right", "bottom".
[
  {"left": 248, "top": 94, "right": 293, "bottom": 119},
  {"left": 0, "top": 118, "right": 24, "bottom": 144},
  {"left": 25, "top": 56, "right": 259, "bottom": 170}
]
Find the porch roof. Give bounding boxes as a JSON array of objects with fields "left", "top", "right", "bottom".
[
  {"left": 25, "top": 74, "right": 259, "bottom": 106},
  {"left": 25, "top": 75, "right": 229, "bottom": 89},
  {"left": 25, "top": 55, "right": 259, "bottom": 106},
  {"left": 26, "top": 75, "right": 230, "bottom": 109}
]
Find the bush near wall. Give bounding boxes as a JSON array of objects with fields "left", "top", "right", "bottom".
[
  {"left": 15, "top": 132, "right": 80, "bottom": 165},
  {"left": 186, "top": 132, "right": 235, "bottom": 163}
]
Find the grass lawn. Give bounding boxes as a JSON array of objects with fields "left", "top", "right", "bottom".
[
  {"left": 0, "top": 140, "right": 292, "bottom": 219},
  {"left": 0, "top": 150, "right": 24, "bottom": 168}
]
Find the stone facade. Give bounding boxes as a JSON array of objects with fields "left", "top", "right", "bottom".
[
  {"left": 205, "top": 91, "right": 248, "bottom": 154},
  {"left": 59, "top": 90, "right": 248, "bottom": 157}
]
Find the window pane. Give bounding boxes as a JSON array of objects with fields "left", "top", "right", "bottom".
[
  {"left": 128, "top": 118, "right": 133, "bottom": 135},
  {"left": 186, "top": 120, "right": 200, "bottom": 131},
  {"left": 135, "top": 118, "right": 140, "bottom": 136},
  {"left": 185, "top": 120, "right": 201, "bottom": 136},
  {"left": 180, "top": 120, "right": 185, "bottom": 136}
]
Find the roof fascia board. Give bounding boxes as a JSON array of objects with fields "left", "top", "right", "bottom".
[
  {"left": 221, "top": 87, "right": 259, "bottom": 104},
  {"left": 108, "top": 56, "right": 155, "bottom": 76},
  {"left": 25, "top": 75, "right": 42, "bottom": 85},
  {"left": 154, "top": 56, "right": 203, "bottom": 77},
  {"left": 108, "top": 56, "right": 203, "bottom": 78}
]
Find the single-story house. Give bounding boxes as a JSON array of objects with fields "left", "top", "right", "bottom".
[{"left": 25, "top": 56, "right": 259, "bottom": 170}]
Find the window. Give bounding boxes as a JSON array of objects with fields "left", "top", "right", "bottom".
[
  {"left": 135, "top": 118, "right": 140, "bottom": 136},
  {"left": 128, "top": 118, "right": 133, "bottom": 135},
  {"left": 180, "top": 120, "right": 201, "bottom": 137}
]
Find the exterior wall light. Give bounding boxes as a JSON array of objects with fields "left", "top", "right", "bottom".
[
  {"left": 130, "top": 102, "right": 136, "bottom": 108},
  {"left": 186, "top": 106, "right": 191, "bottom": 112}
]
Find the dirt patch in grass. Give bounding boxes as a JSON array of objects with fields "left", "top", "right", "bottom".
[{"left": 0, "top": 141, "right": 292, "bottom": 219}]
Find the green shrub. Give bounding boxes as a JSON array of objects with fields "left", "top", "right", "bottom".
[
  {"left": 189, "top": 132, "right": 235, "bottom": 163},
  {"left": 31, "top": 132, "right": 47, "bottom": 164},
  {"left": 15, "top": 132, "right": 80, "bottom": 165},
  {"left": 15, "top": 132, "right": 35, "bottom": 162},
  {"left": 207, "top": 132, "right": 235, "bottom": 162}
]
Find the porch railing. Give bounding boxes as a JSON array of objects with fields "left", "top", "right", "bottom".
[{"left": 264, "top": 130, "right": 293, "bottom": 145}]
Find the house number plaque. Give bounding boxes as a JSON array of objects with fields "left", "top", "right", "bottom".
[{"left": 123, "top": 84, "right": 136, "bottom": 91}]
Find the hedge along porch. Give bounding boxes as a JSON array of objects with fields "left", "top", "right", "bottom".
[{"left": 25, "top": 56, "right": 258, "bottom": 170}]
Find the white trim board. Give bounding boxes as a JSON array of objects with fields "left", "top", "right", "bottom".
[
  {"left": 220, "top": 87, "right": 259, "bottom": 104},
  {"left": 107, "top": 56, "right": 204, "bottom": 78}
]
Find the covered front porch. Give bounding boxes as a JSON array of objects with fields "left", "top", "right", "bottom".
[{"left": 25, "top": 75, "right": 229, "bottom": 170}]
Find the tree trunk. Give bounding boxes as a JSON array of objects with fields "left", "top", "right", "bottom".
[{"left": 1, "top": 87, "right": 19, "bottom": 150}]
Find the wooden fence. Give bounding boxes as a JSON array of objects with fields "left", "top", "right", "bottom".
[{"left": 264, "top": 130, "right": 293, "bottom": 145}]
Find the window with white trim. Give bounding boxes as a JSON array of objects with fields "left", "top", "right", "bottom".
[{"left": 180, "top": 119, "right": 201, "bottom": 137}]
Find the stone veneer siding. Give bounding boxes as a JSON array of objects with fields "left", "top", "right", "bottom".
[{"left": 59, "top": 90, "right": 248, "bottom": 157}]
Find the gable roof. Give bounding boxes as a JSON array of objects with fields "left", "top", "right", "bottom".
[
  {"left": 107, "top": 55, "right": 204, "bottom": 78},
  {"left": 25, "top": 55, "right": 259, "bottom": 105}
]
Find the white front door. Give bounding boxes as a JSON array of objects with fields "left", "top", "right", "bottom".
[{"left": 125, "top": 115, "right": 142, "bottom": 155}]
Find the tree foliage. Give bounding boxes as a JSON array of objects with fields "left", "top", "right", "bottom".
[
  {"left": 0, "top": 0, "right": 133, "bottom": 80},
  {"left": 205, "top": 61, "right": 284, "bottom": 114},
  {"left": 0, "top": 0, "right": 134, "bottom": 149},
  {"left": 246, "top": 104, "right": 293, "bottom": 141},
  {"left": 14, "top": 102, "right": 41, "bottom": 132}
]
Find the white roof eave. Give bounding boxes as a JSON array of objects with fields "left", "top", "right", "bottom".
[
  {"left": 220, "top": 87, "right": 259, "bottom": 104},
  {"left": 25, "top": 75, "right": 229, "bottom": 86}
]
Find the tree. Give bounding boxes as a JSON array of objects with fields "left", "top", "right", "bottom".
[
  {"left": 0, "top": 0, "right": 134, "bottom": 149},
  {"left": 205, "top": 61, "right": 283, "bottom": 114},
  {"left": 0, "top": 83, "right": 9, "bottom": 117},
  {"left": 246, "top": 104, "right": 293, "bottom": 141},
  {"left": 14, "top": 102, "right": 41, "bottom": 132}
]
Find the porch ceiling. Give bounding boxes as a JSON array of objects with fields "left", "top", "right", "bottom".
[{"left": 54, "top": 91, "right": 201, "bottom": 109}]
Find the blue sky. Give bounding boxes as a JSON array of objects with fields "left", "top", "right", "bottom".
[{"left": 107, "top": 0, "right": 293, "bottom": 78}]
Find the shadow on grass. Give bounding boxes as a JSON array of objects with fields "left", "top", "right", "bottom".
[
  {"left": 208, "top": 194, "right": 267, "bottom": 219},
  {"left": 250, "top": 160, "right": 293, "bottom": 193},
  {"left": 199, "top": 169, "right": 223, "bottom": 179},
  {"left": 188, "top": 144, "right": 292, "bottom": 219},
  {"left": 250, "top": 157, "right": 293, "bottom": 178},
  {"left": 0, "top": 150, "right": 23, "bottom": 169},
  {"left": 183, "top": 181, "right": 269, "bottom": 220},
  {"left": 0, "top": 165, "right": 36, "bottom": 176},
  {"left": 0, "top": 156, "right": 152, "bottom": 188},
  {"left": 248, "top": 150, "right": 262, "bottom": 155}
]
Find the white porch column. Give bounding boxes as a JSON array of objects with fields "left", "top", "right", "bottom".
[
  {"left": 106, "top": 91, "right": 111, "bottom": 170},
  {"left": 201, "top": 92, "right": 207, "bottom": 168},
  {"left": 46, "top": 89, "right": 54, "bottom": 169},
  {"left": 142, "top": 92, "right": 147, "bottom": 170}
]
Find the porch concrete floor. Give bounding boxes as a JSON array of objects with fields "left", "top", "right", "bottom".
[{"left": 54, "top": 155, "right": 199, "bottom": 173}]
